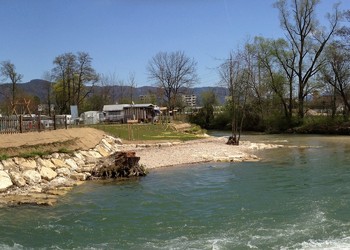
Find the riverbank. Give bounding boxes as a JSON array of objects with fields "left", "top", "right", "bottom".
[{"left": 0, "top": 128, "right": 281, "bottom": 206}]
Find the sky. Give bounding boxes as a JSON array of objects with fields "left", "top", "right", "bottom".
[{"left": 1, "top": 0, "right": 349, "bottom": 87}]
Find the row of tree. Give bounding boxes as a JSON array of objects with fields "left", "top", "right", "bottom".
[
  {"left": 190, "top": 0, "right": 350, "bottom": 144},
  {"left": 1, "top": 1, "right": 350, "bottom": 142},
  {"left": 0, "top": 49, "right": 198, "bottom": 116}
]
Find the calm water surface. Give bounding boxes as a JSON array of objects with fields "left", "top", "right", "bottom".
[{"left": 1, "top": 134, "right": 350, "bottom": 249}]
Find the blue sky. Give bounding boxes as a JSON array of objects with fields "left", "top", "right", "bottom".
[{"left": 1, "top": 0, "right": 349, "bottom": 87}]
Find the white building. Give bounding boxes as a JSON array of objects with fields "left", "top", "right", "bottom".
[{"left": 182, "top": 94, "right": 197, "bottom": 107}]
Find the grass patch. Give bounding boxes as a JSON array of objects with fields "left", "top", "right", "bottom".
[
  {"left": 92, "top": 123, "right": 205, "bottom": 141},
  {"left": 0, "top": 139, "right": 77, "bottom": 159},
  {"left": 58, "top": 147, "right": 73, "bottom": 154},
  {"left": 18, "top": 150, "right": 50, "bottom": 159},
  {"left": 0, "top": 154, "right": 9, "bottom": 161},
  {"left": 16, "top": 148, "right": 73, "bottom": 159}
]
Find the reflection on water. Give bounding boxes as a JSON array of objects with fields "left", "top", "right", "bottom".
[{"left": 1, "top": 133, "right": 350, "bottom": 249}]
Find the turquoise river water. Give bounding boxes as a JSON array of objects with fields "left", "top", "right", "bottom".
[{"left": 1, "top": 134, "right": 350, "bottom": 249}]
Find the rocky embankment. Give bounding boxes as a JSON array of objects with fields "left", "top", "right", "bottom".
[{"left": 0, "top": 135, "right": 123, "bottom": 206}]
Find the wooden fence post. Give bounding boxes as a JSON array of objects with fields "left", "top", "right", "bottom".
[
  {"left": 38, "top": 113, "right": 41, "bottom": 132},
  {"left": 19, "top": 115, "right": 23, "bottom": 133},
  {"left": 53, "top": 115, "right": 56, "bottom": 130}
]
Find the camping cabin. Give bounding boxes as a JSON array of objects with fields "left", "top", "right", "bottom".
[{"left": 103, "top": 104, "right": 159, "bottom": 123}]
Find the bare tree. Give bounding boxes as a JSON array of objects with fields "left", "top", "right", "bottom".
[
  {"left": 0, "top": 60, "right": 23, "bottom": 112},
  {"left": 337, "top": 9, "right": 350, "bottom": 48},
  {"left": 127, "top": 72, "right": 137, "bottom": 103},
  {"left": 274, "top": 0, "right": 339, "bottom": 120},
  {"left": 219, "top": 51, "right": 250, "bottom": 145},
  {"left": 74, "top": 52, "right": 99, "bottom": 106},
  {"left": 147, "top": 51, "right": 198, "bottom": 110},
  {"left": 52, "top": 52, "right": 98, "bottom": 114},
  {"left": 42, "top": 71, "right": 54, "bottom": 115}
]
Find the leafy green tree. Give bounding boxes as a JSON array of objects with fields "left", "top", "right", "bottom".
[
  {"left": 189, "top": 91, "right": 218, "bottom": 129},
  {"left": 321, "top": 42, "right": 350, "bottom": 120}
]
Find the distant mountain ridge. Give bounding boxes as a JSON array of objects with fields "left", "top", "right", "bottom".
[{"left": 0, "top": 79, "right": 228, "bottom": 105}]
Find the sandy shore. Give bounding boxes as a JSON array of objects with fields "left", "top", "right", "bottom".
[{"left": 119, "top": 136, "right": 280, "bottom": 169}]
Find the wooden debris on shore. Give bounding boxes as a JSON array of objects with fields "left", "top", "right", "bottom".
[
  {"left": 91, "top": 151, "right": 147, "bottom": 179},
  {"left": 226, "top": 136, "right": 239, "bottom": 145}
]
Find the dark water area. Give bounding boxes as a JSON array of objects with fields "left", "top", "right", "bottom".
[{"left": 1, "top": 134, "right": 350, "bottom": 249}]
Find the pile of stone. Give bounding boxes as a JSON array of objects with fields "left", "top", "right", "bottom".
[{"left": 0, "top": 135, "right": 123, "bottom": 206}]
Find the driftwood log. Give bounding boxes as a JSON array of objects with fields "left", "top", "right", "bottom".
[
  {"left": 91, "top": 151, "right": 147, "bottom": 179},
  {"left": 226, "top": 136, "right": 239, "bottom": 145}
]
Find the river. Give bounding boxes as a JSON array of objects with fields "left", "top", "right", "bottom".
[{"left": 1, "top": 134, "right": 350, "bottom": 249}]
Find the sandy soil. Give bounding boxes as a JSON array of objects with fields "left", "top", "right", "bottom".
[{"left": 0, "top": 128, "right": 106, "bottom": 153}]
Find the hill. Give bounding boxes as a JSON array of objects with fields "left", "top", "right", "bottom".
[
  {"left": 0, "top": 79, "right": 51, "bottom": 102},
  {"left": 0, "top": 79, "right": 228, "bottom": 105}
]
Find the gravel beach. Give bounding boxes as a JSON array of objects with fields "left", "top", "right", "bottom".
[{"left": 120, "top": 136, "right": 279, "bottom": 169}]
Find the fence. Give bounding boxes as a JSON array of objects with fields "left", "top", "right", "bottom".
[{"left": 0, "top": 115, "right": 70, "bottom": 134}]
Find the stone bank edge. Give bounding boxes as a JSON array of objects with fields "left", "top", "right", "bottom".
[{"left": 0, "top": 135, "right": 123, "bottom": 206}]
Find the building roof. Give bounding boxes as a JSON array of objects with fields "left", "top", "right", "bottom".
[
  {"left": 103, "top": 104, "right": 128, "bottom": 111},
  {"left": 103, "top": 104, "right": 156, "bottom": 111}
]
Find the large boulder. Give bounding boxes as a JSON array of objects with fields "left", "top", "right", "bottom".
[
  {"left": 49, "top": 176, "right": 75, "bottom": 188},
  {"left": 23, "top": 170, "right": 42, "bottom": 185},
  {"left": 70, "top": 173, "right": 87, "bottom": 181},
  {"left": 37, "top": 158, "right": 57, "bottom": 170},
  {"left": 56, "top": 167, "right": 71, "bottom": 176},
  {"left": 94, "top": 145, "right": 110, "bottom": 157},
  {"left": 15, "top": 158, "right": 37, "bottom": 171},
  {"left": 39, "top": 166, "right": 57, "bottom": 181},
  {"left": 100, "top": 138, "right": 114, "bottom": 151},
  {"left": 0, "top": 170, "right": 13, "bottom": 191},
  {"left": 8, "top": 171, "right": 26, "bottom": 187},
  {"left": 51, "top": 158, "right": 67, "bottom": 168},
  {"left": 86, "top": 150, "right": 102, "bottom": 159},
  {"left": 1, "top": 159, "right": 17, "bottom": 171},
  {"left": 65, "top": 159, "right": 79, "bottom": 171}
]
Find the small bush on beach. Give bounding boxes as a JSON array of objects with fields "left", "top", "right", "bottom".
[
  {"left": 58, "top": 148, "right": 73, "bottom": 154},
  {"left": 0, "top": 154, "right": 9, "bottom": 161},
  {"left": 19, "top": 150, "right": 49, "bottom": 159}
]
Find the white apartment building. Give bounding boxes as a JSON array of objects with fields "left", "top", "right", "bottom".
[{"left": 182, "top": 94, "right": 197, "bottom": 107}]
